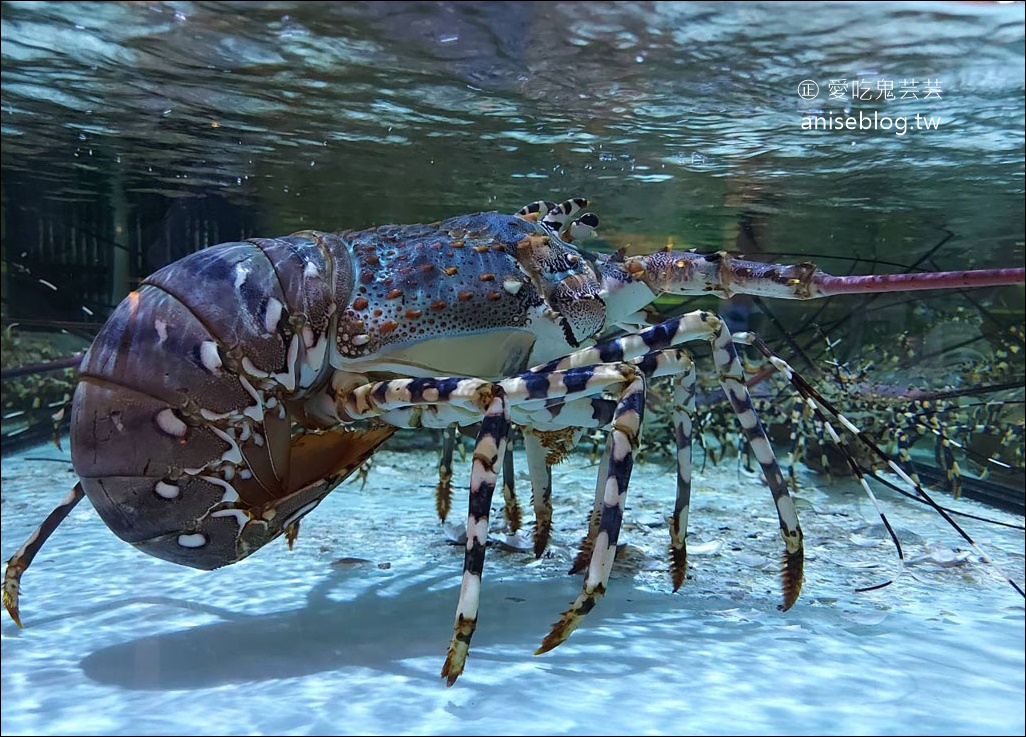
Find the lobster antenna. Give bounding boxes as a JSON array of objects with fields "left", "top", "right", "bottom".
[
  {"left": 739, "top": 331, "right": 905, "bottom": 590},
  {"left": 861, "top": 471, "right": 1025, "bottom": 531},
  {"left": 815, "top": 267, "right": 1026, "bottom": 296},
  {"left": 739, "top": 333, "right": 1026, "bottom": 600},
  {"left": 810, "top": 400, "right": 905, "bottom": 593}
]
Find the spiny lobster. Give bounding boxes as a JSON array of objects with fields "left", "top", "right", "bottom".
[{"left": 3, "top": 197, "right": 1024, "bottom": 685}]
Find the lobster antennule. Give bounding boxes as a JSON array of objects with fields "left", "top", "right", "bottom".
[{"left": 604, "top": 249, "right": 1025, "bottom": 302}]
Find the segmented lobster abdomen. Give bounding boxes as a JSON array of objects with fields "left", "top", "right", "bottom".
[{"left": 70, "top": 233, "right": 377, "bottom": 569}]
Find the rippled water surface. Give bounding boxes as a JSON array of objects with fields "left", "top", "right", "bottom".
[
  {"left": 1, "top": 2, "right": 1024, "bottom": 735},
  {"left": 3, "top": 1, "right": 1024, "bottom": 256}
]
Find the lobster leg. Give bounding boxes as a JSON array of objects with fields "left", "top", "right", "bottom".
[
  {"left": 341, "top": 359, "right": 690, "bottom": 678},
  {"left": 336, "top": 378, "right": 511, "bottom": 685},
  {"left": 442, "top": 392, "right": 509, "bottom": 686},
  {"left": 436, "top": 424, "right": 458, "bottom": 521},
  {"left": 522, "top": 426, "right": 588, "bottom": 558},
  {"left": 3, "top": 483, "right": 86, "bottom": 627},
  {"left": 669, "top": 361, "right": 698, "bottom": 592},
  {"left": 500, "top": 433, "right": 522, "bottom": 535},
  {"left": 536, "top": 370, "right": 647, "bottom": 653},
  {"left": 714, "top": 327, "right": 804, "bottom": 609},
  {"left": 522, "top": 430, "right": 555, "bottom": 558},
  {"left": 521, "top": 355, "right": 699, "bottom": 591},
  {"left": 569, "top": 441, "right": 610, "bottom": 576},
  {"left": 532, "top": 311, "right": 805, "bottom": 610}
]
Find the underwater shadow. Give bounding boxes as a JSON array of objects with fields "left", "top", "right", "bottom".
[{"left": 76, "top": 561, "right": 773, "bottom": 690}]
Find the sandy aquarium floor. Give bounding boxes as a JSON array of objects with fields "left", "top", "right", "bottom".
[{"left": 1, "top": 438, "right": 1023, "bottom": 736}]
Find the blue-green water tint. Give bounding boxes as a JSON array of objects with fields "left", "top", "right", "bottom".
[
  {"left": 1, "top": 444, "right": 1024, "bottom": 736},
  {"left": 1, "top": 2, "right": 1023, "bottom": 735},
  {"left": 2, "top": 2, "right": 1023, "bottom": 261}
]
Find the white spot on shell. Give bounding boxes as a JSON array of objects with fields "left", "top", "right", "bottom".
[
  {"left": 155, "top": 481, "right": 180, "bottom": 499},
  {"left": 154, "top": 319, "right": 168, "bottom": 346},
  {"left": 234, "top": 264, "right": 248, "bottom": 289},
  {"left": 304, "top": 261, "right": 318, "bottom": 278},
  {"left": 352, "top": 334, "right": 370, "bottom": 346},
  {"left": 155, "top": 408, "right": 187, "bottom": 437},
  {"left": 177, "top": 533, "right": 207, "bottom": 548},
  {"left": 200, "top": 341, "right": 222, "bottom": 372},
  {"left": 569, "top": 221, "right": 595, "bottom": 240},
  {"left": 281, "top": 500, "right": 320, "bottom": 530},
  {"left": 237, "top": 375, "right": 265, "bottom": 421},
  {"left": 200, "top": 474, "right": 239, "bottom": 503},
  {"left": 208, "top": 425, "right": 244, "bottom": 464},
  {"left": 503, "top": 279, "right": 523, "bottom": 295},
  {"left": 241, "top": 357, "right": 271, "bottom": 379},
  {"left": 212, "top": 509, "right": 250, "bottom": 529},
  {"left": 271, "top": 335, "right": 301, "bottom": 392},
  {"left": 264, "top": 297, "right": 284, "bottom": 334},
  {"left": 301, "top": 333, "right": 329, "bottom": 388}
]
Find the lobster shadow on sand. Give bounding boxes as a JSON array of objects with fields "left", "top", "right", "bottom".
[{"left": 74, "top": 559, "right": 783, "bottom": 690}]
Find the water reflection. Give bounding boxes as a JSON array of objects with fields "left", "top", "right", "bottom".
[{"left": 2, "top": 1, "right": 1023, "bottom": 253}]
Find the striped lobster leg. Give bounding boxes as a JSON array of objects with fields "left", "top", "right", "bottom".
[
  {"left": 535, "top": 369, "right": 647, "bottom": 654},
  {"left": 530, "top": 310, "right": 806, "bottom": 612},
  {"left": 568, "top": 441, "right": 610, "bottom": 576},
  {"left": 500, "top": 438, "right": 523, "bottom": 535},
  {"left": 337, "top": 360, "right": 683, "bottom": 683},
  {"left": 436, "top": 425, "right": 520, "bottom": 535},
  {"left": 522, "top": 430, "right": 556, "bottom": 559},
  {"left": 737, "top": 332, "right": 1026, "bottom": 599},
  {"left": 436, "top": 424, "right": 458, "bottom": 522},
  {"left": 669, "top": 359, "right": 698, "bottom": 592},
  {"left": 522, "top": 426, "right": 587, "bottom": 558},
  {"left": 337, "top": 378, "right": 510, "bottom": 686},
  {"left": 442, "top": 393, "right": 509, "bottom": 686}
]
